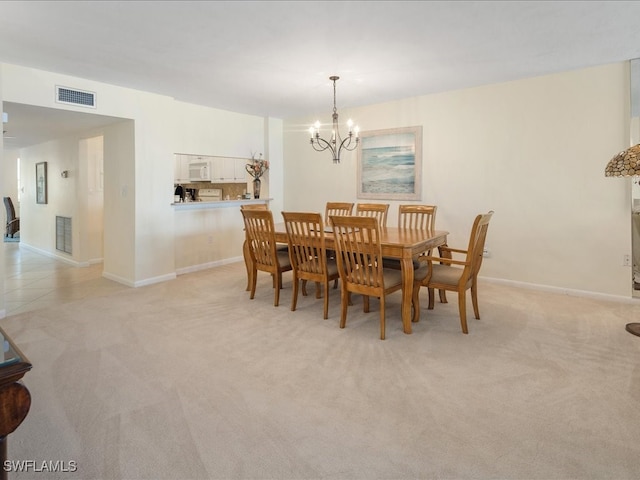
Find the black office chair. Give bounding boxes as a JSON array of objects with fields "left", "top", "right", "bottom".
[{"left": 4, "top": 197, "right": 20, "bottom": 238}]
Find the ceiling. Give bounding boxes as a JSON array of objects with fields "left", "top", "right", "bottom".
[{"left": 2, "top": 0, "right": 640, "bottom": 150}]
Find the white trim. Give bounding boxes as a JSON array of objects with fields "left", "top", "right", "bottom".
[
  {"left": 18, "top": 242, "right": 90, "bottom": 267},
  {"left": 481, "top": 275, "right": 639, "bottom": 304},
  {"left": 102, "top": 271, "right": 177, "bottom": 288},
  {"left": 176, "top": 256, "right": 244, "bottom": 276}
]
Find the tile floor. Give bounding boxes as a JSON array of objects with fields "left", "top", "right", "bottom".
[{"left": 3, "top": 242, "right": 129, "bottom": 316}]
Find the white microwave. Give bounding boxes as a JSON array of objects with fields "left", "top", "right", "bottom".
[{"left": 188, "top": 161, "right": 211, "bottom": 182}]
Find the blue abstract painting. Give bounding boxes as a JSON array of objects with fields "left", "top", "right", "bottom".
[{"left": 358, "top": 127, "right": 422, "bottom": 200}]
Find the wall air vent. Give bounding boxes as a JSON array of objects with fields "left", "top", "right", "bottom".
[{"left": 55, "top": 86, "right": 96, "bottom": 108}]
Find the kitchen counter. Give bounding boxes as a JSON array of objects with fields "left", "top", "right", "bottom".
[{"left": 172, "top": 198, "right": 271, "bottom": 210}]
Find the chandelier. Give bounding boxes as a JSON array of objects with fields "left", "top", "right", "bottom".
[{"left": 309, "top": 76, "right": 359, "bottom": 164}]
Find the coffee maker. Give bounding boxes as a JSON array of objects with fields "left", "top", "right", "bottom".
[
  {"left": 174, "top": 185, "right": 185, "bottom": 202},
  {"left": 185, "top": 188, "right": 196, "bottom": 202}
]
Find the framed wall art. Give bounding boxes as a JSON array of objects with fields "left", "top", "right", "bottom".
[
  {"left": 357, "top": 126, "right": 422, "bottom": 201},
  {"left": 36, "top": 161, "right": 48, "bottom": 204}
]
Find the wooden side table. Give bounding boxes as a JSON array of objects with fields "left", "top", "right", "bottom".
[{"left": 0, "top": 327, "right": 32, "bottom": 480}]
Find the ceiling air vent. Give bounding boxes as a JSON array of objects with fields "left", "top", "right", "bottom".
[{"left": 55, "top": 86, "right": 96, "bottom": 108}]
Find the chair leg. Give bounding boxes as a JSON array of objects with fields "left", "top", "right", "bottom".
[
  {"left": 439, "top": 290, "right": 448, "bottom": 304},
  {"left": 291, "top": 276, "right": 299, "bottom": 312},
  {"left": 249, "top": 268, "right": 258, "bottom": 300},
  {"left": 323, "top": 281, "right": 330, "bottom": 319},
  {"left": 243, "top": 240, "right": 252, "bottom": 291},
  {"left": 428, "top": 287, "right": 435, "bottom": 309},
  {"left": 301, "top": 279, "right": 308, "bottom": 296},
  {"left": 363, "top": 295, "right": 370, "bottom": 313},
  {"left": 340, "top": 288, "right": 349, "bottom": 329},
  {"left": 458, "top": 290, "right": 468, "bottom": 334},
  {"left": 471, "top": 280, "right": 480, "bottom": 319},
  {"left": 274, "top": 271, "right": 282, "bottom": 307},
  {"left": 379, "top": 296, "right": 386, "bottom": 340},
  {"left": 315, "top": 282, "right": 322, "bottom": 299}
]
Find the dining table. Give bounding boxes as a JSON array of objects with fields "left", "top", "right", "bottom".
[{"left": 245, "top": 223, "right": 449, "bottom": 335}]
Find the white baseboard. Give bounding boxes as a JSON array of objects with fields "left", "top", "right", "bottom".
[
  {"left": 18, "top": 242, "right": 90, "bottom": 267},
  {"left": 481, "top": 275, "right": 639, "bottom": 304},
  {"left": 175, "top": 256, "right": 244, "bottom": 276},
  {"left": 102, "top": 271, "right": 177, "bottom": 288}
]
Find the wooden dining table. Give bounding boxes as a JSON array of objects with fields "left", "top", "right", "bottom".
[{"left": 260, "top": 223, "right": 449, "bottom": 335}]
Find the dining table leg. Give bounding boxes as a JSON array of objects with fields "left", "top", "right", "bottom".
[{"left": 400, "top": 256, "right": 414, "bottom": 334}]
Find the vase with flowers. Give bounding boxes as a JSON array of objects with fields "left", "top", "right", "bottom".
[{"left": 245, "top": 152, "right": 269, "bottom": 199}]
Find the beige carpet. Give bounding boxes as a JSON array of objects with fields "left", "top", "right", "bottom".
[{"left": 2, "top": 261, "right": 640, "bottom": 480}]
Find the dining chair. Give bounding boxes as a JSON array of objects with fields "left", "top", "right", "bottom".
[
  {"left": 324, "top": 202, "right": 354, "bottom": 288},
  {"left": 412, "top": 211, "right": 494, "bottom": 333},
  {"left": 384, "top": 204, "right": 449, "bottom": 303},
  {"left": 330, "top": 215, "right": 428, "bottom": 340},
  {"left": 383, "top": 204, "right": 438, "bottom": 270},
  {"left": 282, "top": 211, "right": 340, "bottom": 319},
  {"left": 241, "top": 203, "right": 288, "bottom": 290},
  {"left": 240, "top": 204, "right": 268, "bottom": 211},
  {"left": 241, "top": 208, "right": 293, "bottom": 306},
  {"left": 355, "top": 203, "right": 389, "bottom": 228},
  {"left": 324, "top": 202, "right": 354, "bottom": 225},
  {"left": 398, "top": 204, "right": 437, "bottom": 231}
]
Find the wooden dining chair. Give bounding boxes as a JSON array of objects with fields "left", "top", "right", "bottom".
[
  {"left": 330, "top": 215, "right": 428, "bottom": 340},
  {"left": 282, "top": 211, "right": 340, "bottom": 319},
  {"left": 324, "top": 202, "right": 354, "bottom": 225},
  {"left": 412, "top": 211, "right": 494, "bottom": 333},
  {"left": 241, "top": 203, "right": 288, "bottom": 290},
  {"left": 398, "top": 204, "right": 437, "bottom": 231},
  {"left": 383, "top": 204, "right": 438, "bottom": 270},
  {"left": 241, "top": 208, "right": 292, "bottom": 306},
  {"left": 355, "top": 203, "right": 389, "bottom": 228},
  {"left": 240, "top": 204, "right": 268, "bottom": 211}
]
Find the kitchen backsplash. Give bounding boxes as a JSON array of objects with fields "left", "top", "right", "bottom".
[{"left": 175, "top": 181, "right": 248, "bottom": 200}]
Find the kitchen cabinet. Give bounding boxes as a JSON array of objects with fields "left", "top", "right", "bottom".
[
  {"left": 211, "top": 157, "right": 248, "bottom": 183},
  {"left": 176, "top": 154, "right": 249, "bottom": 184},
  {"left": 174, "top": 154, "right": 190, "bottom": 183}
]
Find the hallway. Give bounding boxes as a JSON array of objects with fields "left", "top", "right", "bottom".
[{"left": 3, "top": 242, "right": 129, "bottom": 316}]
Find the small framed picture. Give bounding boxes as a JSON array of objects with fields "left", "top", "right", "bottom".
[{"left": 36, "top": 162, "right": 48, "bottom": 204}]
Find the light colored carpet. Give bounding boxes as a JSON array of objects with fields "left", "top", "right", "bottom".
[{"left": 2, "top": 262, "right": 640, "bottom": 480}]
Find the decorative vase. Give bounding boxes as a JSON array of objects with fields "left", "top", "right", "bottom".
[{"left": 253, "top": 178, "right": 261, "bottom": 199}]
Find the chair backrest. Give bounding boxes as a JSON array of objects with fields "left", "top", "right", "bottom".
[
  {"left": 355, "top": 203, "right": 389, "bottom": 228},
  {"left": 4, "top": 197, "right": 16, "bottom": 221},
  {"left": 330, "top": 215, "right": 385, "bottom": 290},
  {"left": 325, "top": 202, "right": 354, "bottom": 224},
  {"left": 398, "top": 204, "right": 436, "bottom": 231},
  {"left": 241, "top": 208, "right": 280, "bottom": 271},
  {"left": 282, "top": 211, "right": 329, "bottom": 276},
  {"left": 240, "top": 203, "right": 268, "bottom": 211},
  {"left": 465, "top": 210, "right": 494, "bottom": 279}
]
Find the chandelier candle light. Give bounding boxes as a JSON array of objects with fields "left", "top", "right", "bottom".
[{"left": 309, "top": 76, "right": 359, "bottom": 164}]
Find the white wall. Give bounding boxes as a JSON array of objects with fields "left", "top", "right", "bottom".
[
  {"left": 1, "top": 63, "right": 274, "bottom": 292},
  {"left": 284, "top": 63, "right": 632, "bottom": 298},
  {"left": 1, "top": 60, "right": 635, "bottom": 317}
]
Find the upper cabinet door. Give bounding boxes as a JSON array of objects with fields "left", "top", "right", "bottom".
[{"left": 174, "top": 154, "right": 190, "bottom": 183}]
